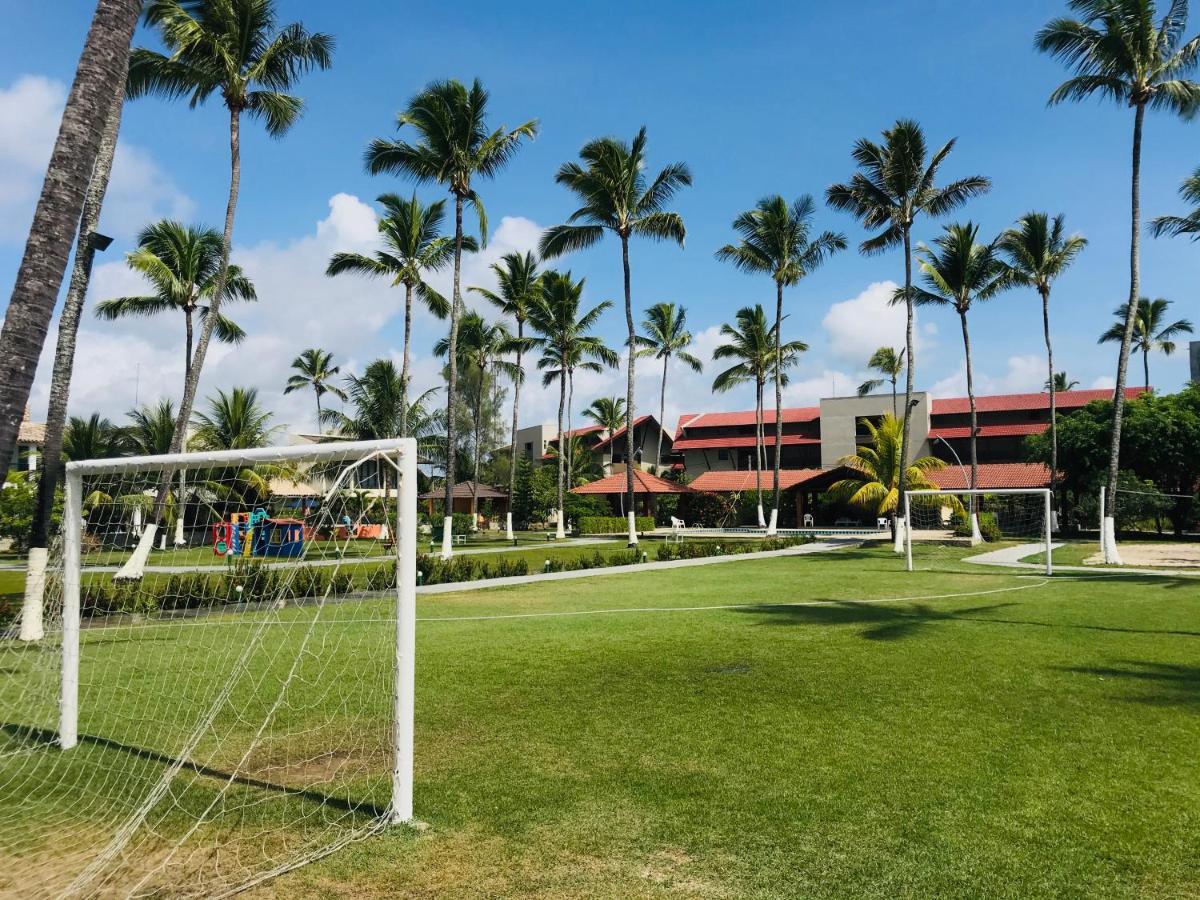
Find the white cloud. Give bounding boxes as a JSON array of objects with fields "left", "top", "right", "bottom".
[
  {"left": 821, "top": 281, "right": 930, "bottom": 363},
  {"left": 930, "top": 354, "right": 1047, "bottom": 398},
  {"left": 781, "top": 369, "right": 859, "bottom": 406},
  {"left": 0, "top": 74, "right": 192, "bottom": 243},
  {"left": 1090, "top": 375, "right": 1116, "bottom": 391}
]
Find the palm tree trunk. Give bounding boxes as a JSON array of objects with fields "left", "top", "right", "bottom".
[
  {"left": 567, "top": 369, "right": 575, "bottom": 489},
  {"left": 555, "top": 350, "right": 567, "bottom": 540},
  {"left": 507, "top": 320, "right": 523, "bottom": 539},
  {"left": 891, "top": 374, "right": 898, "bottom": 419},
  {"left": 896, "top": 225, "right": 915, "bottom": 545},
  {"left": 960, "top": 309, "right": 978, "bottom": 495},
  {"left": 770, "top": 280, "right": 783, "bottom": 532},
  {"left": 1041, "top": 286, "right": 1058, "bottom": 503},
  {"left": 440, "top": 194, "right": 465, "bottom": 559},
  {"left": 118, "top": 103, "right": 243, "bottom": 580},
  {"left": 656, "top": 354, "right": 668, "bottom": 470},
  {"left": 471, "top": 366, "right": 484, "bottom": 519},
  {"left": 400, "top": 282, "right": 413, "bottom": 439},
  {"left": 1143, "top": 346, "right": 1150, "bottom": 393},
  {"left": 621, "top": 234, "right": 637, "bottom": 545},
  {"left": 315, "top": 392, "right": 323, "bottom": 436},
  {"left": 0, "top": 0, "right": 140, "bottom": 469},
  {"left": 755, "top": 378, "right": 764, "bottom": 527},
  {"left": 21, "top": 88, "right": 125, "bottom": 641},
  {"left": 184, "top": 307, "right": 194, "bottom": 381}
]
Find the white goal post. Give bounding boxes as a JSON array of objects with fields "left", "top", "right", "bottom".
[
  {"left": 903, "top": 488, "right": 1053, "bottom": 576},
  {"left": 3, "top": 437, "right": 418, "bottom": 897}
]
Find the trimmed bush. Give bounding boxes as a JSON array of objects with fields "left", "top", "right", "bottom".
[
  {"left": 578, "top": 516, "right": 655, "bottom": 535},
  {"left": 656, "top": 536, "right": 809, "bottom": 562}
]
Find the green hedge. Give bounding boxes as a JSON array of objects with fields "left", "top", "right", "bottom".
[
  {"left": 952, "top": 510, "right": 1001, "bottom": 542},
  {"left": 655, "top": 536, "right": 810, "bottom": 562},
  {"left": 578, "top": 516, "right": 655, "bottom": 535}
]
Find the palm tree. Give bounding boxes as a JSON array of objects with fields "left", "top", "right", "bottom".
[
  {"left": 284, "top": 348, "right": 349, "bottom": 435},
  {"left": 129, "top": 0, "right": 332, "bottom": 455},
  {"left": 1100, "top": 297, "right": 1194, "bottom": 389},
  {"left": 828, "top": 415, "right": 953, "bottom": 519},
  {"left": 95, "top": 221, "right": 257, "bottom": 380},
  {"left": 327, "top": 193, "right": 469, "bottom": 431},
  {"left": 715, "top": 195, "right": 845, "bottom": 530},
  {"left": 1036, "top": 0, "right": 1200, "bottom": 544},
  {"left": 856, "top": 347, "right": 906, "bottom": 416},
  {"left": 827, "top": 120, "right": 990, "bottom": 534},
  {"left": 190, "top": 386, "right": 283, "bottom": 504},
  {"left": 469, "top": 251, "right": 542, "bottom": 537},
  {"left": 127, "top": 399, "right": 177, "bottom": 456},
  {"left": 908, "top": 223, "right": 1008, "bottom": 501},
  {"left": 62, "top": 414, "right": 129, "bottom": 461},
  {"left": 711, "top": 305, "right": 807, "bottom": 527},
  {"left": 540, "top": 128, "right": 691, "bottom": 546},
  {"left": 1152, "top": 166, "right": 1200, "bottom": 239},
  {"left": 434, "top": 312, "right": 521, "bottom": 517},
  {"left": 366, "top": 78, "right": 536, "bottom": 557},
  {"left": 636, "top": 303, "right": 703, "bottom": 471},
  {"left": 0, "top": 0, "right": 141, "bottom": 476},
  {"left": 545, "top": 435, "right": 603, "bottom": 486},
  {"left": 997, "top": 212, "right": 1088, "bottom": 498},
  {"left": 526, "top": 271, "right": 616, "bottom": 539},
  {"left": 582, "top": 396, "right": 627, "bottom": 434},
  {"left": 1046, "top": 372, "right": 1080, "bottom": 392}
]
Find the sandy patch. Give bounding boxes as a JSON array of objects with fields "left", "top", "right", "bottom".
[{"left": 1084, "top": 542, "right": 1200, "bottom": 569}]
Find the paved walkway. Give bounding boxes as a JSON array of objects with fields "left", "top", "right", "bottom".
[
  {"left": 965, "top": 543, "right": 1200, "bottom": 578},
  {"left": 417, "top": 540, "right": 857, "bottom": 595}
]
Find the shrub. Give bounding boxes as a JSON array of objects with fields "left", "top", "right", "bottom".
[
  {"left": 578, "top": 516, "right": 655, "bottom": 535},
  {"left": 953, "top": 510, "right": 1001, "bottom": 542},
  {"left": 678, "top": 492, "right": 733, "bottom": 527},
  {"left": 656, "top": 536, "right": 809, "bottom": 562}
]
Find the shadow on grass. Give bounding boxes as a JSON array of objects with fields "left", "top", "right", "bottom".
[
  {"left": 0, "top": 722, "right": 386, "bottom": 818},
  {"left": 1058, "top": 662, "right": 1200, "bottom": 710},
  {"left": 737, "top": 600, "right": 1015, "bottom": 642}
]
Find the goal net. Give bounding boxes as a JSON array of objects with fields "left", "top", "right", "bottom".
[
  {"left": 903, "top": 489, "right": 1052, "bottom": 575},
  {"left": 0, "top": 438, "right": 417, "bottom": 898},
  {"left": 1099, "top": 484, "right": 1199, "bottom": 564}
]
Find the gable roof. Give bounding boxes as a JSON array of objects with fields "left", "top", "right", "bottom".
[
  {"left": 930, "top": 387, "right": 1145, "bottom": 416},
  {"left": 591, "top": 415, "right": 660, "bottom": 451},
  {"left": 570, "top": 469, "right": 694, "bottom": 495},
  {"left": 675, "top": 407, "right": 820, "bottom": 434},
  {"left": 419, "top": 481, "right": 508, "bottom": 500},
  {"left": 688, "top": 469, "right": 827, "bottom": 492},
  {"left": 928, "top": 463, "right": 1052, "bottom": 490}
]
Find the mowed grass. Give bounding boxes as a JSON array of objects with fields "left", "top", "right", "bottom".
[{"left": 3, "top": 545, "right": 1199, "bottom": 898}]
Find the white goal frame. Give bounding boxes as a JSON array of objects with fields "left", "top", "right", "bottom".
[
  {"left": 57, "top": 437, "right": 419, "bottom": 826},
  {"left": 903, "top": 488, "right": 1052, "bottom": 576}
]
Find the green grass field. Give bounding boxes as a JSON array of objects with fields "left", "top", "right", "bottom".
[{"left": 2, "top": 544, "right": 1198, "bottom": 897}]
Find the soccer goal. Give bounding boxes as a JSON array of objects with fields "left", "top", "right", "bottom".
[
  {"left": 1099, "top": 484, "right": 1198, "bottom": 564},
  {"left": 0, "top": 438, "right": 418, "bottom": 898},
  {"left": 903, "top": 488, "right": 1053, "bottom": 575}
]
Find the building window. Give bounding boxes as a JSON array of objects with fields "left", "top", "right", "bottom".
[{"left": 717, "top": 449, "right": 730, "bottom": 462}]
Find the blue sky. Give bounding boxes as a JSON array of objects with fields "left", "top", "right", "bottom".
[{"left": 1, "top": 0, "right": 1197, "bottom": 434}]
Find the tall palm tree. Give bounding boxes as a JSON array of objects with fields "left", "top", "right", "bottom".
[
  {"left": 1152, "top": 166, "right": 1200, "bottom": 239},
  {"left": 827, "top": 122, "right": 990, "bottom": 534},
  {"left": 715, "top": 195, "right": 845, "bottom": 530},
  {"left": 1046, "top": 372, "right": 1080, "bottom": 392},
  {"left": 1036, "top": 0, "right": 1200, "bottom": 544},
  {"left": 828, "top": 415, "right": 953, "bottom": 520},
  {"left": 526, "top": 271, "right": 616, "bottom": 539},
  {"left": 366, "top": 78, "right": 536, "bottom": 557},
  {"left": 0, "top": 0, "right": 141, "bottom": 474},
  {"left": 95, "top": 221, "right": 257, "bottom": 380},
  {"left": 908, "top": 223, "right": 1009, "bottom": 501},
  {"left": 636, "top": 302, "right": 703, "bottom": 471},
  {"left": 711, "top": 305, "right": 807, "bottom": 527},
  {"left": 856, "top": 346, "right": 906, "bottom": 416},
  {"left": 327, "top": 193, "right": 469, "bottom": 432},
  {"left": 469, "top": 251, "right": 542, "bottom": 537},
  {"left": 284, "top": 348, "right": 348, "bottom": 434},
  {"left": 997, "top": 212, "right": 1088, "bottom": 498},
  {"left": 62, "top": 414, "right": 129, "bottom": 461},
  {"left": 127, "top": 399, "right": 177, "bottom": 456},
  {"left": 1100, "top": 297, "right": 1194, "bottom": 388},
  {"left": 540, "top": 128, "right": 691, "bottom": 546},
  {"left": 190, "top": 386, "right": 278, "bottom": 451},
  {"left": 434, "top": 311, "right": 521, "bottom": 517},
  {"left": 582, "top": 396, "right": 628, "bottom": 434}
]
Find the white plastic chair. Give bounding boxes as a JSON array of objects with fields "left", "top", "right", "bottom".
[
  {"left": 670, "top": 516, "right": 686, "bottom": 530},
  {"left": 803, "top": 514, "right": 814, "bottom": 528},
  {"left": 877, "top": 517, "right": 889, "bottom": 530}
]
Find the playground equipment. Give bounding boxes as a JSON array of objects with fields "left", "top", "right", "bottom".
[{"left": 212, "top": 508, "right": 306, "bottom": 558}]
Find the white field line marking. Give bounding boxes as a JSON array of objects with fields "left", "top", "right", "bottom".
[{"left": 414, "top": 579, "right": 1052, "bottom": 623}]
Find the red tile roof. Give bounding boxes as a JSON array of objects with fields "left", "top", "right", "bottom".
[
  {"left": 676, "top": 407, "right": 820, "bottom": 433},
  {"left": 673, "top": 434, "right": 821, "bottom": 451},
  {"left": 419, "top": 481, "right": 508, "bottom": 500},
  {"left": 689, "top": 469, "right": 827, "bottom": 492},
  {"left": 928, "top": 463, "right": 1052, "bottom": 490},
  {"left": 930, "top": 388, "right": 1145, "bottom": 416},
  {"left": 570, "top": 470, "right": 694, "bottom": 495},
  {"left": 591, "top": 415, "right": 653, "bottom": 451},
  {"left": 928, "top": 423, "right": 1047, "bottom": 440}
]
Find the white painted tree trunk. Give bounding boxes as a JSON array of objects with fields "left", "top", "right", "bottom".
[
  {"left": 115, "top": 523, "right": 158, "bottom": 580},
  {"left": 556, "top": 510, "right": 566, "bottom": 540},
  {"left": 766, "top": 508, "right": 778, "bottom": 536},
  {"left": 19, "top": 547, "right": 47, "bottom": 641},
  {"left": 505, "top": 511, "right": 514, "bottom": 541},
  {"left": 626, "top": 510, "right": 638, "bottom": 547},
  {"left": 893, "top": 516, "right": 906, "bottom": 553},
  {"left": 440, "top": 514, "right": 453, "bottom": 560},
  {"left": 1102, "top": 516, "right": 1122, "bottom": 565},
  {"left": 756, "top": 504, "right": 766, "bottom": 528},
  {"left": 969, "top": 512, "right": 983, "bottom": 546}
]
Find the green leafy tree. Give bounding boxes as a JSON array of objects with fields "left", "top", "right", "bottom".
[
  {"left": 636, "top": 302, "right": 703, "bottom": 470},
  {"left": 366, "top": 78, "right": 536, "bottom": 552},
  {"left": 1099, "top": 297, "right": 1194, "bottom": 389},
  {"left": 283, "top": 348, "right": 348, "bottom": 435},
  {"left": 998, "top": 211, "right": 1088, "bottom": 497},
  {"left": 856, "top": 346, "right": 906, "bottom": 416},
  {"left": 540, "top": 127, "right": 691, "bottom": 544},
  {"left": 327, "top": 193, "right": 469, "bottom": 432},
  {"left": 711, "top": 305, "right": 807, "bottom": 522},
  {"left": 908, "top": 222, "right": 1009, "bottom": 493},
  {"left": 1152, "top": 166, "right": 1200, "bottom": 239},
  {"left": 1036, "top": 0, "right": 1200, "bottom": 525},
  {"left": 827, "top": 121, "right": 990, "bottom": 528},
  {"left": 470, "top": 251, "right": 542, "bottom": 524},
  {"left": 715, "top": 195, "right": 845, "bottom": 523}
]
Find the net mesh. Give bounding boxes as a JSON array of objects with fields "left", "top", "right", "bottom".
[
  {"left": 0, "top": 444, "right": 411, "bottom": 898},
  {"left": 905, "top": 490, "right": 1049, "bottom": 571}
]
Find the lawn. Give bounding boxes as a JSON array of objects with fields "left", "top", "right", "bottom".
[{"left": 2, "top": 544, "right": 1198, "bottom": 898}]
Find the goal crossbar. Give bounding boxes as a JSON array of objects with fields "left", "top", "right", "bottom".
[{"left": 903, "top": 488, "right": 1052, "bottom": 575}]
